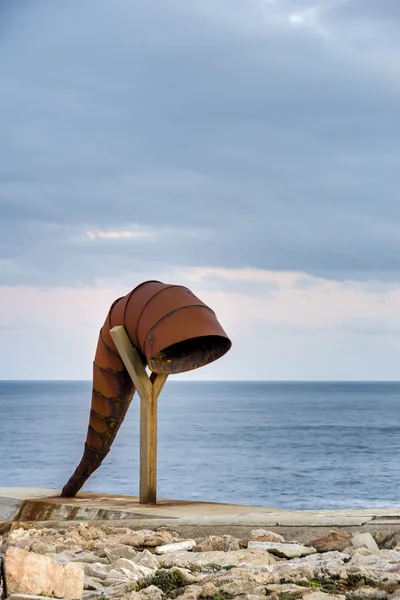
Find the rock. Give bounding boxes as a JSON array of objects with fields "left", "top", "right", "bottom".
[
  {"left": 76, "top": 525, "right": 105, "bottom": 542},
  {"left": 100, "top": 526, "right": 131, "bottom": 536},
  {"left": 347, "top": 587, "right": 387, "bottom": 600},
  {"left": 193, "top": 535, "right": 241, "bottom": 552},
  {"left": 52, "top": 550, "right": 85, "bottom": 564},
  {"left": 7, "top": 595, "right": 59, "bottom": 600},
  {"left": 55, "top": 550, "right": 108, "bottom": 565},
  {"left": 274, "top": 551, "right": 350, "bottom": 582},
  {"left": 158, "top": 548, "right": 276, "bottom": 569},
  {"left": 28, "top": 540, "right": 57, "bottom": 554},
  {"left": 302, "top": 593, "right": 345, "bottom": 600},
  {"left": 170, "top": 566, "right": 197, "bottom": 585},
  {"left": 193, "top": 535, "right": 240, "bottom": 553},
  {"left": 210, "top": 568, "right": 266, "bottom": 596},
  {"left": 82, "top": 593, "right": 105, "bottom": 600},
  {"left": 124, "top": 585, "right": 163, "bottom": 599},
  {"left": 83, "top": 575, "right": 105, "bottom": 591},
  {"left": 352, "top": 548, "right": 374, "bottom": 557},
  {"left": 155, "top": 540, "right": 196, "bottom": 554},
  {"left": 346, "top": 550, "right": 400, "bottom": 592},
  {"left": 249, "top": 529, "right": 285, "bottom": 543},
  {"left": 374, "top": 531, "right": 392, "bottom": 548},
  {"left": 105, "top": 568, "right": 135, "bottom": 584},
  {"left": 381, "top": 532, "right": 400, "bottom": 550},
  {"left": 133, "top": 549, "right": 160, "bottom": 571},
  {"left": 309, "top": 531, "right": 351, "bottom": 553},
  {"left": 115, "top": 532, "right": 145, "bottom": 548},
  {"left": 177, "top": 582, "right": 219, "bottom": 600},
  {"left": 11, "top": 525, "right": 400, "bottom": 600},
  {"left": 6, "top": 528, "right": 34, "bottom": 546},
  {"left": 266, "top": 583, "right": 315, "bottom": 597},
  {"left": 216, "top": 535, "right": 240, "bottom": 551},
  {"left": 0, "top": 553, "right": 4, "bottom": 599},
  {"left": 83, "top": 563, "right": 108, "bottom": 580},
  {"left": 108, "top": 557, "right": 154, "bottom": 579},
  {"left": 154, "top": 526, "right": 181, "bottom": 536},
  {"left": 193, "top": 540, "right": 213, "bottom": 552},
  {"left": 113, "top": 530, "right": 175, "bottom": 548},
  {"left": 55, "top": 532, "right": 87, "bottom": 552},
  {"left": 69, "top": 551, "right": 108, "bottom": 564},
  {"left": 351, "top": 533, "right": 379, "bottom": 553},
  {"left": 236, "top": 591, "right": 265, "bottom": 600},
  {"left": 5, "top": 546, "right": 84, "bottom": 599},
  {"left": 247, "top": 541, "right": 317, "bottom": 558},
  {"left": 142, "top": 530, "right": 175, "bottom": 547},
  {"left": 96, "top": 580, "right": 136, "bottom": 597},
  {"left": 103, "top": 545, "right": 137, "bottom": 562}
]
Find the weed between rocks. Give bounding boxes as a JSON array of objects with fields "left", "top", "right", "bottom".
[
  {"left": 276, "top": 573, "right": 378, "bottom": 597},
  {"left": 136, "top": 569, "right": 187, "bottom": 598},
  {"left": 135, "top": 567, "right": 235, "bottom": 599},
  {"left": 199, "top": 593, "right": 234, "bottom": 600}
]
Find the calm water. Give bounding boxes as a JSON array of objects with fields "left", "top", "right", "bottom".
[{"left": 1, "top": 380, "right": 400, "bottom": 509}]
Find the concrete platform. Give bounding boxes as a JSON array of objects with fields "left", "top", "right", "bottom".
[{"left": 2, "top": 488, "right": 400, "bottom": 531}]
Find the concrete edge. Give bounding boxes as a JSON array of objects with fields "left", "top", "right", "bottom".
[{"left": 2, "top": 488, "right": 400, "bottom": 531}]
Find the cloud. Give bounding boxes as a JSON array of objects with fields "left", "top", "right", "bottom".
[
  {"left": 2, "top": 269, "right": 400, "bottom": 380},
  {"left": 85, "top": 228, "right": 153, "bottom": 240},
  {"left": 0, "top": 0, "right": 400, "bottom": 290},
  {"left": 329, "top": 0, "right": 400, "bottom": 21}
]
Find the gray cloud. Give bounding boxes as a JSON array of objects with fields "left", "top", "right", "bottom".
[
  {"left": 1, "top": 0, "right": 400, "bottom": 286},
  {"left": 329, "top": 0, "right": 400, "bottom": 21},
  {"left": 255, "top": 317, "right": 400, "bottom": 337},
  {"left": 192, "top": 273, "right": 279, "bottom": 298}
]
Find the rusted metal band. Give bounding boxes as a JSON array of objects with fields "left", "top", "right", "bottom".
[
  {"left": 133, "top": 284, "right": 178, "bottom": 350},
  {"left": 143, "top": 304, "right": 215, "bottom": 347},
  {"left": 122, "top": 280, "right": 163, "bottom": 344}
]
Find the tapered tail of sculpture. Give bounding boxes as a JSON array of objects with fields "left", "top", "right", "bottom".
[{"left": 61, "top": 281, "right": 231, "bottom": 497}]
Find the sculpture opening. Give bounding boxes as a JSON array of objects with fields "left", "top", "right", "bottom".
[{"left": 149, "top": 335, "right": 232, "bottom": 374}]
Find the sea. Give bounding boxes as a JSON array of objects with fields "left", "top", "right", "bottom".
[{"left": 1, "top": 380, "right": 400, "bottom": 510}]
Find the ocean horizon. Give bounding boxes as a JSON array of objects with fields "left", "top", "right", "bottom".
[{"left": 2, "top": 379, "right": 400, "bottom": 510}]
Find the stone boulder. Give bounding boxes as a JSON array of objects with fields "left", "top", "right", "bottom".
[
  {"left": 248, "top": 541, "right": 317, "bottom": 559},
  {"left": 177, "top": 581, "right": 219, "bottom": 600},
  {"left": 249, "top": 529, "right": 285, "bottom": 543},
  {"left": 0, "top": 553, "right": 4, "bottom": 599},
  {"left": 4, "top": 546, "right": 84, "bottom": 599},
  {"left": 376, "top": 532, "right": 400, "bottom": 551},
  {"left": 193, "top": 535, "right": 240, "bottom": 552},
  {"left": 155, "top": 540, "right": 196, "bottom": 554},
  {"left": 351, "top": 533, "right": 379, "bottom": 553},
  {"left": 273, "top": 551, "right": 351, "bottom": 583},
  {"left": 347, "top": 587, "right": 388, "bottom": 600},
  {"left": 158, "top": 547, "right": 276, "bottom": 570},
  {"left": 302, "top": 593, "right": 345, "bottom": 600},
  {"left": 266, "top": 583, "right": 318, "bottom": 598},
  {"left": 124, "top": 585, "right": 163, "bottom": 599},
  {"left": 132, "top": 549, "right": 160, "bottom": 570},
  {"left": 346, "top": 550, "right": 400, "bottom": 592},
  {"left": 309, "top": 531, "right": 351, "bottom": 553},
  {"left": 210, "top": 567, "right": 269, "bottom": 596}
]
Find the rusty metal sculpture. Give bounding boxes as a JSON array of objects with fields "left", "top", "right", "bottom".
[{"left": 61, "top": 280, "right": 231, "bottom": 500}]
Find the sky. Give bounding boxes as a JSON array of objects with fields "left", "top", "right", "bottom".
[{"left": 1, "top": 0, "right": 400, "bottom": 380}]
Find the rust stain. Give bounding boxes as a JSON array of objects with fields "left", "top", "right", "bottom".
[{"left": 61, "top": 281, "right": 231, "bottom": 498}]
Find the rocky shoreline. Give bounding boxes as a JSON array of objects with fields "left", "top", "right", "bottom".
[{"left": 1, "top": 524, "right": 400, "bottom": 600}]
